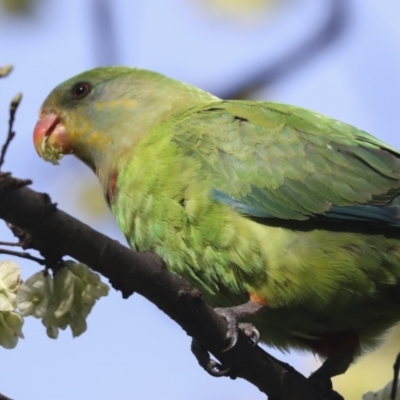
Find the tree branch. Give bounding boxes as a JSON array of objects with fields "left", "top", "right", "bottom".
[
  {"left": 0, "top": 247, "right": 45, "bottom": 264},
  {"left": 0, "top": 172, "right": 344, "bottom": 399}
]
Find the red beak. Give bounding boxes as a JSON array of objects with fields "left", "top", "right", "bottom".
[{"left": 33, "top": 112, "right": 72, "bottom": 160}]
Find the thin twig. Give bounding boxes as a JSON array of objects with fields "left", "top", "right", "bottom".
[
  {"left": 0, "top": 248, "right": 45, "bottom": 265},
  {"left": 0, "top": 93, "right": 22, "bottom": 170},
  {"left": 0, "top": 241, "right": 22, "bottom": 247}
]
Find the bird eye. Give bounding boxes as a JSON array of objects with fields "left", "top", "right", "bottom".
[{"left": 71, "top": 82, "right": 92, "bottom": 99}]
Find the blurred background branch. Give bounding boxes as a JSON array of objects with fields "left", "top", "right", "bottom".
[
  {"left": 219, "top": 0, "right": 350, "bottom": 99},
  {"left": 90, "top": 0, "right": 119, "bottom": 66}
]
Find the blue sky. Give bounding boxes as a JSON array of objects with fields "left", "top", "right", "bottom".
[{"left": 1, "top": 1, "right": 400, "bottom": 399}]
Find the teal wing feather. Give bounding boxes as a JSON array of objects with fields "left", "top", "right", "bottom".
[{"left": 172, "top": 100, "right": 400, "bottom": 226}]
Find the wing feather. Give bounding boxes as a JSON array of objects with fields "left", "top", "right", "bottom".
[{"left": 173, "top": 100, "right": 400, "bottom": 226}]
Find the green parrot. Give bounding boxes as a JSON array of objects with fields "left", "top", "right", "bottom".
[{"left": 33, "top": 67, "right": 400, "bottom": 382}]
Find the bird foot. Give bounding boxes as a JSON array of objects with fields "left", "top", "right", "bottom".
[
  {"left": 309, "top": 352, "right": 353, "bottom": 381},
  {"left": 307, "top": 378, "right": 344, "bottom": 400},
  {"left": 191, "top": 339, "right": 233, "bottom": 378},
  {"left": 191, "top": 301, "right": 264, "bottom": 378},
  {"left": 239, "top": 322, "right": 261, "bottom": 346},
  {"left": 214, "top": 301, "right": 263, "bottom": 351},
  {"left": 308, "top": 352, "right": 352, "bottom": 400}
]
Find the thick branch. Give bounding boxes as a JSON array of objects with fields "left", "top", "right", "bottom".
[{"left": 0, "top": 174, "right": 339, "bottom": 399}]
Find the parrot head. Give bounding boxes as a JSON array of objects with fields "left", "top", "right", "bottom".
[{"left": 33, "top": 66, "right": 216, "bottom": 172}]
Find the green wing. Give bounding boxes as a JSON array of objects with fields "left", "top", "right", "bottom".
[{"left": 172, "top": 100, "right": 400, "bottom": 225}]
